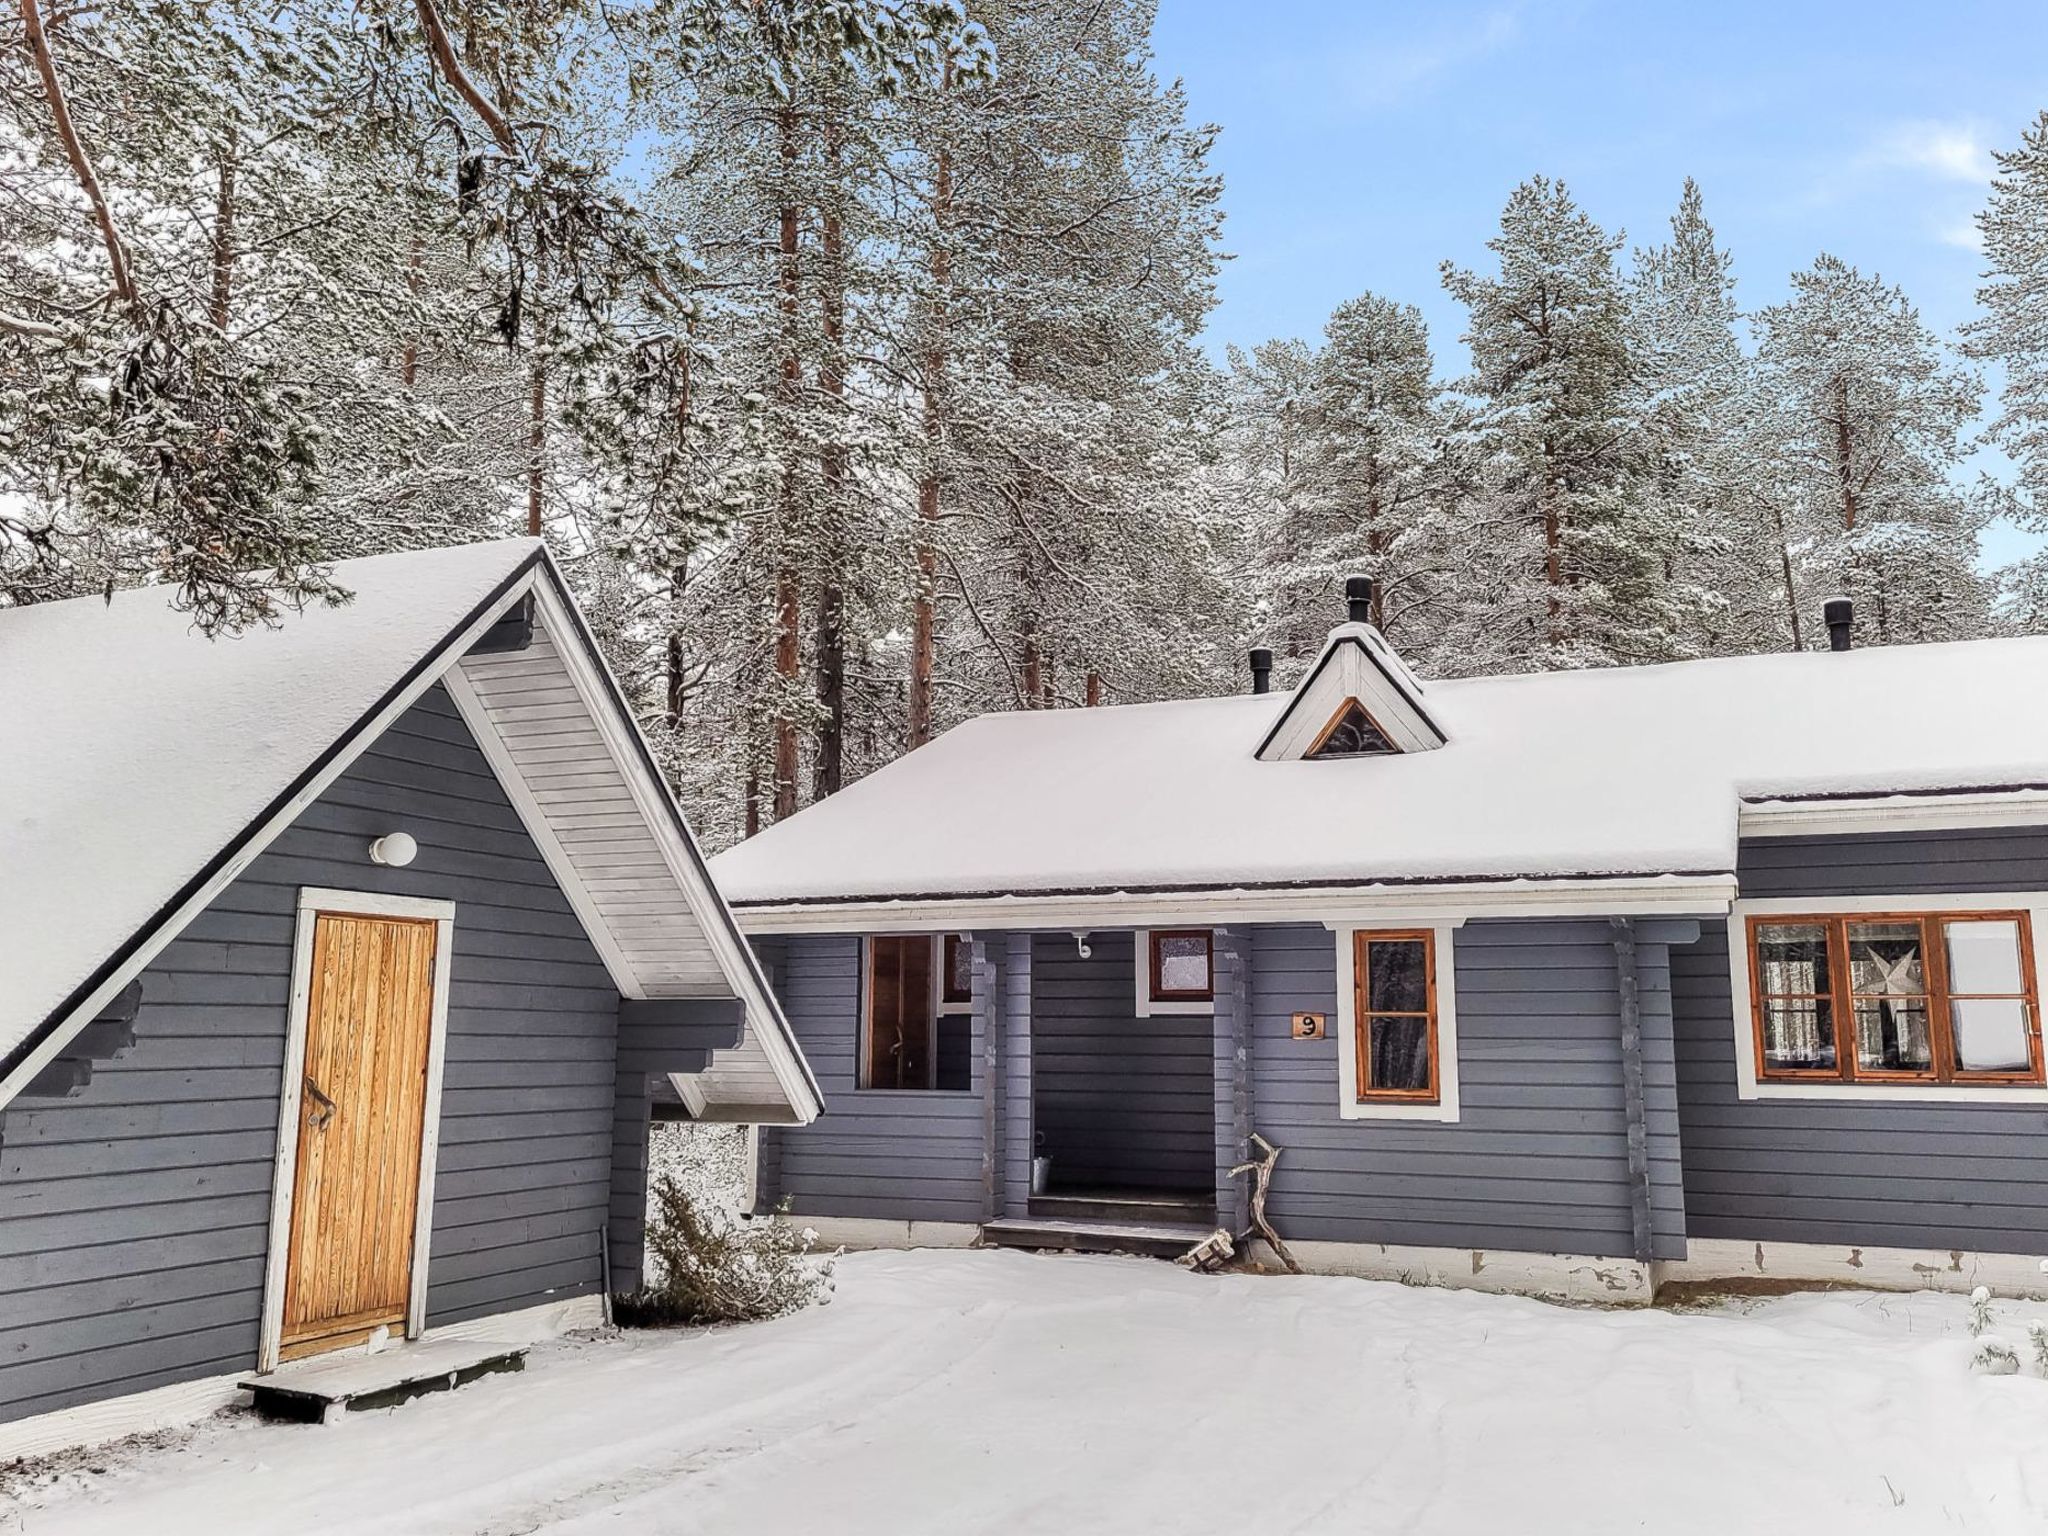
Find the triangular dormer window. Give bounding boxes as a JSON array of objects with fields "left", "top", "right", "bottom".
[
  {"left": 1255, "top": 577, "right": 1447, "bottom": 763},
  {"left": 1307, "top": 699, "right": 1398, "bottom": 759}
]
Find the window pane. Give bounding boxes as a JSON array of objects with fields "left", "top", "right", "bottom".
[
  {"left": 868, "top": 937, "right": 934, "bottom": 1089},
  {"left": 1847, "top": 921, "right": 1925, "bottom": 997},
  {"left": 1953, "top": 999, "right": 2033, "bottom": 1072},
  {"left": 1368, "top": 1015, "right": 1431, "bottom": 1092},
  {"left": 943, "top": 934, "right": 974, "bottom": 1004},
  {"left": 1854, "top": 998, "right": 1932, "bottom": 1072},
  {"left": 1156, "top": 933, "right": 1211, "bottom": 995},
  {"left": 1366, "top": 940, "right": 1428, "bottom": 1015},
  {"left": 1756, "top": 923, "right": 1830, "bottom": 996},
  {"left": 1762, "top": 997, "right": 1835, "bottom": 1070},
  {"left": 1946, "top": 920, "right": 2024, "bottom": 995}
]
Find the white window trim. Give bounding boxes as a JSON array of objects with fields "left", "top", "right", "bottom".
[
  {"left": 1328, "top": 919, "right": 1465, "bottom": 1122},
  {"left": 259, "top": 887, "right": 457, "bottom": 1372},
  {"left": 1728, "top": 892, "right": 2048, "bottom": 1103},
  {"left": 1133, "top": 928, "right": 1215, "bottom": 1017}
]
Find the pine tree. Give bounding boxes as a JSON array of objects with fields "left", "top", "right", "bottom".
[
  {"left": 1750, "top": 254, "right": 1989, "bottom": 644},
  {"left": 1441, "top": 177, "right": 1668, "bottom": 668}
]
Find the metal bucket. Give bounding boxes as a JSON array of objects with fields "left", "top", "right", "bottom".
[{"left": 1030, "top": 1155, "right": 1052, "bottom": 1196}]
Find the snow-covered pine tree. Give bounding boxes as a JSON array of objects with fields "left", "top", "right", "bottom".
[
  {"left": 1749, "top": 254, "right": 1990, "bottom": 645},
  {"left": 1441, "top": 177, "right": 1677, "bottom": 670},
  {"left": 1963, "top": 111, "right": 2048, "bottom": 628},
  {"left": 922, "top": 0, "right": 1229, "bottom": 728},
  {"left": 1625, "top": 179, "right": 1778, "bottom": 655}
]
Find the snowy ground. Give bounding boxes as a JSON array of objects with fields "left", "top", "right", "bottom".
[{"left": 7, "top": 1250, "right": 2048, "bottom": 1534}]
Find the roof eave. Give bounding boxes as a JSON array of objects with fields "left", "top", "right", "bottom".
[{"left": 726, "top": 871, "right": 1741, "bottom": 934}]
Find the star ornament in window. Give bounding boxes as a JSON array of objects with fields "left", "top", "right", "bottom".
[{"left": 1858, "top": 947, "right": 1923, "bottom": 996}]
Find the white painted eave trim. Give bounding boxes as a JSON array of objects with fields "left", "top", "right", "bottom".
[
  {"left": 1740, "top": 789, "right": 2048, "bottom": 838},
  {"left": 525, "top": 575, "right": 822, "bottom": 1124},
  {"left": 730, "top": 874, "right": 1740, "bottom": 935},
  {"left": 0, "top": 566, "right": 539, "bottom": 1114}
]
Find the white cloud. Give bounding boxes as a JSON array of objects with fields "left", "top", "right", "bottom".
[
  {"left": 1875, "top": 120, "right": 1996, "bottom": 184},
  {"left": 1336, "top": 6, "right": 1522, "bottom": 110},
  {"left": 1937, "top": 216, "right": 1984, "bottom": 252}
]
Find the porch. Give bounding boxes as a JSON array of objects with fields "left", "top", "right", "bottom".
[{"left": 751, "top": 926, "right": 1257, "bottom": 1248}]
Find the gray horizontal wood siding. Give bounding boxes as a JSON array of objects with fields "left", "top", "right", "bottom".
[
  {"left": 0, "top": 686, "right": 620, "bottom": 1426},
  {"left": 1671, "top": 827, "right": 2048, "bottom": 1255},
  {"left": 1247, "top": 921, "right": 1683, "bottom": 1260},
  {"left": 769, "top": 935, "right": 988, "bottom": 1223},
  {"left": 1029, "top": 932, "right": 1213, "bottom": 1194}
]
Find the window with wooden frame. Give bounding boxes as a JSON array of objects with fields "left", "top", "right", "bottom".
[
  {"left": 1352, "top": 930, "right": 1438, "bottom": 1102},
  {"left": 1747, "top": 912, "right": 2043, "bottom": 1086},
  {"left": 862, "top": 935, "right": 974, "bottom": 1091},
  {"left": 1306, "top": 697, "right": 1400, "bottom": 760},
  {"left": 1148, "top": 929, "right": 1214, "bottom": 1003}
]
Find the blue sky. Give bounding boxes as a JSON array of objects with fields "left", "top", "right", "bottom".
[{"left": 1150, "top": 0, "right": 2048, "bottom": 562}]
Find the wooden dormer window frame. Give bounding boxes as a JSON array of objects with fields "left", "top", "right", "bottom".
[{"left": 1305, "top": 697, "right": 1400, "bottom": 760}]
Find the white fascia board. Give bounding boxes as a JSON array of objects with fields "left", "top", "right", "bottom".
[
  {"left": 730, "top": 873, "right": 1741, "bottom": 935},
  {"left": 0, "top": 568, "right": 539, "bottom": 1114},
  {"left": 526, "top": 572, "right": 823, "bottom": 1124},
  {"left": 1740, "top": 789, "right": 2048, "bottom": 838}
]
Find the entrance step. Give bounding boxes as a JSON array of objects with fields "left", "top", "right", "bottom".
[
  {"left": 241, "top": 1338, "right": 527, "bottom": 1423},
  {"left": 983, "top": 1216, "right": 1218, "bottom": 1261},
  {"left": 1030, "top": 1189, "right": 1216, "bottom": 1225}
]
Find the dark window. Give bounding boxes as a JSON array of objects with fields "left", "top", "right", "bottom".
[
  {"left": 1354, "top": 931, "right": 1437, "bottom": 1101},
  {"left": 1149, "top": 930, "right": 1214, "bottom": 1002},
  {"left": 864, "top": 936, "right": 934, "bottom": 1090},
  {"left": 1308, "top": 699, "right": 1398, "bottom": 759},
  {"left": 1747, "top": 913, "right": 2041, "bottom": 1086}
]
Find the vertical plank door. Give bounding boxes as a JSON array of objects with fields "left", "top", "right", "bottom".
[{"left": 281, "top": 911, "right": 439, "bottom": 1359}]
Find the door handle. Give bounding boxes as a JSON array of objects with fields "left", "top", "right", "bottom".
[{"left": 304, "top": 1075, "right": 337, "bottom": 1130}]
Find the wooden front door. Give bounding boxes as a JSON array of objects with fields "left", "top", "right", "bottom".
[{"left": 281, "top": 911, "right": 440, "bottom": 1360}]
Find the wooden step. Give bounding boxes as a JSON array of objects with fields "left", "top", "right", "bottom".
[
  {"left": 1030, "top": 1190, "right": 1216, "bottom": 1224},
  {"left": 983, "top": 1216, "right": 1218, "bottom": 1262},
  {"left": 241, "top": 1338, "right": 527, "bottom": 1424}
]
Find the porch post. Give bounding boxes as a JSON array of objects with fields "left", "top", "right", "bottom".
[
  {"left": 1001, "top": 933, "right": 1034, "bottom": 1217},
  {"left": 974, "top": 936, "right": 1000, "bottom": 1220},
  {"left": 1213, "top": 927, "right": 1253, "bottom": 1234}
]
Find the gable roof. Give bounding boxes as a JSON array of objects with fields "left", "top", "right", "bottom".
[
  {"left": 1255, "top": 622, "right": 1445, "bottom": 759},
  {"left": 711, "top": 632, "right": 2048, "bottom": 927},
  {"left": 0, "top": 539, "right": 820, "bottom": 1123}
]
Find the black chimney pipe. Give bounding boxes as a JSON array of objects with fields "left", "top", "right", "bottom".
[
  {"left": 1345, "top": 575, "right": 1375, "bottom": 626},
  {"left": 1249, "top": 647, "right": 1273, "bottom": 695},
  {"left": 1824, "top": 597, "right": 1853, "bottom": 652}
]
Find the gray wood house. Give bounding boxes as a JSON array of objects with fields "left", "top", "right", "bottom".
[
  {"left": 716, "top": 581, "right": 2048, "bottom": 1303},
  {"left": 0, "top": 539, "right": 820, "bottom": 1458}
]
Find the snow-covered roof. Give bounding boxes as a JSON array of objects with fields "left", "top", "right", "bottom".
[
  {"left": 0, "top": 539, "right": 820, "bottom": 1122},
  {"left": 712, "top": 630, "right": 2048, "bottom": 921}
]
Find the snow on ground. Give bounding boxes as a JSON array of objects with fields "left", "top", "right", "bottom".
[{"left": 8, "top": 1250, "right": 2048, "bottom": 1535}]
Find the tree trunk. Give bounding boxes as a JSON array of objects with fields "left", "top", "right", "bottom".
[
  {"left": 21, "top": 0, "right": 136, "bottom": 307},
  {"left": 526, "top": 356, "right": 546, "bottom": 537},
  {"left": 401, "top": 236, "right": 422, "bottom": 388},
  {"left": 908, "top": 64, "right": 954, "bottom": 751},
  {"left": 1541, "top": 437, "right": 1565, "bottom": 650},
  {"left": 209, "top": 135, "right": 236, "bottom": 334},
  {"left": 771, "top": 102, "right": 803, "bottom": 823},
  {"left": 1084, "top": 671, "right": 1102, "bottom": 707},
  {"left": 814, "top": 118, "right": 848, "bottom": 801},
  {"left": 1833, "top": 377, "right": 1858, "bottom": 532}
]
